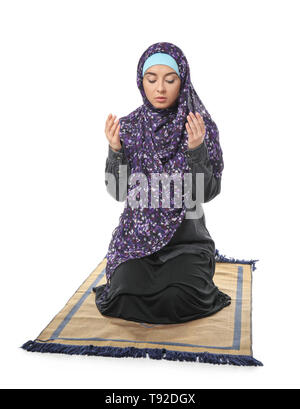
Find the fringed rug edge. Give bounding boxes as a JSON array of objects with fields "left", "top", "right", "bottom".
[
  {"left": 215, "top": 248, "right": 259, "bottom": 271},
  {"left": 20, "top": 340, "right": 263, "bottom": 367}
]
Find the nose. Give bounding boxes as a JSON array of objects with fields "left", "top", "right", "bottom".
[{"left": 156, "top": 79, "right": 166, "bottom": 93}]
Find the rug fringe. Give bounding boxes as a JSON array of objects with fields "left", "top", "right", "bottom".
[
  {"left": 215, "top": 249, "right": 259, "bottom": 271},
  {"left": 21, "top": 340, "right": 263, "bottom": 367}
]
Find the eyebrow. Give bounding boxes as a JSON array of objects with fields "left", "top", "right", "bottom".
[{"left": 144, "top": 71, "right": 178, "bottom": 77}]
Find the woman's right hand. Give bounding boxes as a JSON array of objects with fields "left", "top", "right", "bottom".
[{"left": 105, "top": 113, "right": 122, "bottom": 152}]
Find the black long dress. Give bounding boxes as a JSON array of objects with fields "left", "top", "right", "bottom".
[{"left": 93, "top": 141, "right": 231, "bottom": 324}]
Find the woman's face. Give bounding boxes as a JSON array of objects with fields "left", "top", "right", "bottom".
[{"left": 142, "top": 65, "right": 181, "bottom": 109}]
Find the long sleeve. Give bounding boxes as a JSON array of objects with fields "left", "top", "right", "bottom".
[
  {"left": 105, "top": 142, "right": 131, "bottom": 202},
  {"left": 184, "top": 141, "right": 221, "bottom": 203}
]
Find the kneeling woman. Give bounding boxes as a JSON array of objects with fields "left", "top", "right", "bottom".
[{"left": 93, "top": 42, "right": 231, "bottom": 324}]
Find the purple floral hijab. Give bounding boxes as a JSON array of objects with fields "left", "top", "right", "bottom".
[{"left": 98, "top": 42, "right": 224, "bottom": 304}]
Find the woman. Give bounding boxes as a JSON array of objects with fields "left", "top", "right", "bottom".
[{"left": 93, "top": 42, "right": 231, "bottom": 324}]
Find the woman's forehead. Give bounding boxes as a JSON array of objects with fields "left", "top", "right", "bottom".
[{"left": 144, "top": 66, "right": 179, "bottom": 78}]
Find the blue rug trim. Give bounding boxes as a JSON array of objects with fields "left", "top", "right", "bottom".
[{"left": 21, "top": 340, "right": 263, "bottom": 366}]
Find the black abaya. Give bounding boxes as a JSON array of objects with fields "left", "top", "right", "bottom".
[{"left": 94, "top": 142, "right": 231, "bottom": 324}]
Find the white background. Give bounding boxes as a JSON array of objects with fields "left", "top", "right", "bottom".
[{"left": 1, "top": 0, "right": 299, "bottom": 389}]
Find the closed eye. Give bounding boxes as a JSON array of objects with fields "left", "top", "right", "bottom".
[{"left": 148, "top": 80, "right": 175, "bottom": 84}]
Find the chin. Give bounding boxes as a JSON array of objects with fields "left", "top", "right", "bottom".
[{"left": 153, "top": 101, "right": 170, "bottom": 109}]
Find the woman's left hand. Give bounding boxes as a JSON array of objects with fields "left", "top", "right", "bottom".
[{"left": 185, "top": 112, "right": 206, "bottom": 150}]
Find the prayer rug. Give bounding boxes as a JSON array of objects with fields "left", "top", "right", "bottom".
[{"left": 21, "top": 249, "right": 263, "bottom": 366}]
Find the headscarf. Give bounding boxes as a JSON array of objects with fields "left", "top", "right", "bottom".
[{"left": 97, "top": 42, "right": 224, "bottom": 305}]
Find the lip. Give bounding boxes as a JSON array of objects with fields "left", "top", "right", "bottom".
[{"left": 155, "top": 97, "right": 167, "bottom": 101}]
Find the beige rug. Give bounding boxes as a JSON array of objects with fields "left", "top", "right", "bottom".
[{"left": 21, "top": 251, "right": 263, "bottom": 366}]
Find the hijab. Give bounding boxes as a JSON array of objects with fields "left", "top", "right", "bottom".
[{"left": 97, "top": 41, "right": 224, "bottom": 305}]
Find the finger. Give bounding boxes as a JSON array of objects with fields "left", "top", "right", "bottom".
[
  {"left": 110, "top": 117, "right": 119, "bottom": 135},
  {"left": 195, "top": 112, "right": 203, "bottom": 121},
  {"left": 195, "top": 112, "right": 204, "bottom": 126},
  {"left": 187, "top": 114, "right": 196, "bottom": 135},
  {"left": 109, "top": 114, "right": 117, "bottom": 125},
  {"left": 196, "top": 112, "right": 206, "bottom": 135},
  {"left": 105, "top": 113, "right": 113, "bottom": 133},
  {"left": 185, "top": 122, "right": 193, "bottom": 137},
  {"left": 113, "top": 123, "right": 121, "bottom": 139},
  {"left": 108, "top": 115, "right": 117, "bottom": 132},
  {"left": 189, "top": 112, "right": 202, "bottom": 136}
]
